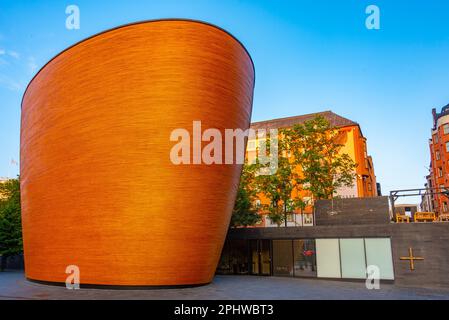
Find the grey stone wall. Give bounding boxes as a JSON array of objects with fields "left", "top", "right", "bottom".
[
  {"left": 227, "top": 222, "right": 449, "bottom": 289},
  {"left": 390, "top": 223, "right": 449, "bottom": 289},
  {"left": 315, "top": 196, "right": 391, "bottom": 226}
]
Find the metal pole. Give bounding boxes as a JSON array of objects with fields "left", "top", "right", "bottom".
[{"left": 389, "top": 194, "right": 395, "bottom": 221}]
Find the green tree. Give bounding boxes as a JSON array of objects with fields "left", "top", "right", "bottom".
[
  {"left": 230, "top": 163, "right": 262, "bottom": 227},
  {"left": 255, "top": 133, "right": 306, "bottom": 227},
  {"left": 232, "top": 115, "right": 356, "bottom": 228},
  {"left": 0, "top": 178, "right": 23, "bottom": 271},
  {"left": 285, "top": 115, "right": 357, "bottom": 200},
  {"left": 230, "top": 162, "right": 262, "bottom": 227}
]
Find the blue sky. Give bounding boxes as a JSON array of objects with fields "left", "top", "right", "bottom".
[{"left": 1, "top": 0, "right": 449, "bottom": 203}]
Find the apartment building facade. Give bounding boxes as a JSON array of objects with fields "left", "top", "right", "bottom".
[
  {"left": 246, "top": 111, "right": 378, "bottom": 227},
  {"left": 428, "top": 104, "right": 449, "bottom": 215}
]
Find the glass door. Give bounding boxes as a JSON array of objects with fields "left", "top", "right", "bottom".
[
  {"left": 250, "top": 240, "right": 259, "bottom": 274},
  {"left": 260, "top": 240, "right": 272, "bottom": 275},
  {"left": 250, "top": 239, "right": 272, "bottom": 276}
]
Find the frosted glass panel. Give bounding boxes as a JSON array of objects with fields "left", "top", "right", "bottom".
[
  {"left": 365, "top": 238, "right": 395, "bottom": 280},
  {"left": 340, "top": 239, "right": 366, "bottom": 279},
  {"left": 316, "top": 239, "right": 341, "bottom": 278}
]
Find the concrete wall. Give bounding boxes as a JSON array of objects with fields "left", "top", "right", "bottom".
[
  {"left": 315, "top": 196, "right": 390, "bottom": 226},
  {"left": 227, "top": 223, "right": 449, "bottom": 289}
]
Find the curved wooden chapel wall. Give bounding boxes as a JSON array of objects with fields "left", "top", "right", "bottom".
[{"left": 20, "top": 20, "right": 255, "bottom": 286}]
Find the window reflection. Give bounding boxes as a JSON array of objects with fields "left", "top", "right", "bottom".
[
  {"left": 217, "top": 240, "right": 249, "bottom": 275},
  {"left": 273, "top": 240, "right": 293, "bottom": 276},
  {"left": 293, "top": 239, "right": 317, "bottom": 277}
]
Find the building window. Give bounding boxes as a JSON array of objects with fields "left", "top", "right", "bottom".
[
  {"left": 446, "top": 141, "right": 449, "bottom": 153},
  {"left": 439, "top": 167, "right": 443, "bottom": 177},
  {"left": 316, "top": 238, "right": 395, "bottom": 280},
  {"left": 248, "top": 154, "right": 257, "bottom": 165},
  {"left": 340, "top": 239, "right": 366, "bottom": 279},
  {"left": 268, "top": 217, "right": 279, "bottom": 226},
  {"left": 444, "top": 124, "right": 449, "bottom": 135},
  {"left": 434, "top": 134, "right": 439, "bottom": 143},
  {"left": 293, "top": 240, "right": 317, "bottom": 277},
  {"left": 443, "top": 202, "right": 448, "bottom": 212},
  {"left": 272, "top": 240, "right": 294, "bottom": 276},
  {"left": 368, "top": 182, "right": 372, "bottom": 191},
  {"left": 247, "top": 140, "right": 256, "bottom": 151},
  {"left": 436, "top": 150, "right": 441, "bottom": 160},
  {"left": 303, "top": 214, "right": 313, "bottom": 225}
]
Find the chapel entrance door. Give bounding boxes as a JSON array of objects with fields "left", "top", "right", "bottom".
[{"left": 250, "top": 239, "right": 272, "bottom": 276}]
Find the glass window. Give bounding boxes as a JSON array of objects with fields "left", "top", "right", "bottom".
[
  {"left": 446, "top": 141, "right": 449, "bottom": 152},
  {"left": 217, "top": 241, "right": 232, "bottom": 274},
  {"left": 231, "top": 240, "right": 249, "bottom": 275},
  {"left": 293, "top": 239, "right": 317, "bottom": 277},
  {"left": 436, "top": 151, "right": 440, "bottom": 160},
  {"left": 365, "top": 238, "right": 394, "bottom": 280},
  {"left": 257, "top": 139, "right": 266, "bottom": 149},
  {"left": 272, "top": 240, "right": 293, "bottom": 276},
  {"left": 217, "top": 240, "right": 249, "bottom": 275},
  {"left": 247, "top": 151, "right": 257, "bottom": 164},
  {"left": 340, "top": 239, "right": 367, "bottom": 279},
  {"left": 303, "top": 214, "right": 313, "bottom": 226},
  {"left": 250, "top": 240, "right": 259, "bottom": 274},
  {"left": 316, "top": 239, "right": 341, "bottom": 278},
  {"left": 444, "top": 124, "right": 449, "bottom": 135},
  {"left": 246, "top": 140, "right": 256, "bottom": 151},
  {"left": 250, "top": 240, "right": 271, "bottom": 275},
  {"left": 434, "top": 134, "right": 439, "bottom": 143},
  {"left": 439, "top": 167, "right": 443, "bottom": 177},
  {"left": 267, "top": 217, "right": 278, "bottom": 226},
  {"left": 259, "top": 240, "right": 271, "bottom": 275}
]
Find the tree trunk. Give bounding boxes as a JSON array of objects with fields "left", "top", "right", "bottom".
[{"left": 284, "top": 203, "right": 288, "bottom": 227}]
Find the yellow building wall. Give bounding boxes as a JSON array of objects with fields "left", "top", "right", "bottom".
[{"left": 245, "top": 124, "right": 377, "bottom": 226}]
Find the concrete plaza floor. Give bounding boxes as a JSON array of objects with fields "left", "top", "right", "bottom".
[{"left": 1, "top": 271, "right": 449, "bottom": 300}]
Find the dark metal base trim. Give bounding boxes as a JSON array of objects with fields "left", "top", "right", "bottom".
[{"left": 26, "top": 277, "right": 211, "bottom": 290}]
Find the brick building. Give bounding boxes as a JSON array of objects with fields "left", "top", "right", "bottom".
[{"left": 428, "top": 104, "right": 449, "bottom": 215}]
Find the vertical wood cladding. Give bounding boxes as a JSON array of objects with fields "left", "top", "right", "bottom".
[{"left": 20, "top": 20, "right": 255, "bottom": 286}]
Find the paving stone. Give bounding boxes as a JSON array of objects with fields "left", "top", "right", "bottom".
[{"left": 1, "top": 271, "right": 449, "bottom": 300}]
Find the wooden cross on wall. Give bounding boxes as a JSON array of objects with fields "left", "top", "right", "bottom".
[{"left": 400, "top": 247, "right": 424, "bottom": 271}]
